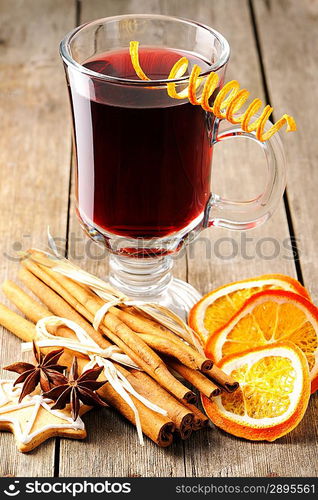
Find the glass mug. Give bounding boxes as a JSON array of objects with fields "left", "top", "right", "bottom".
[{"left": 60, "top": 14, "right": 286, "bottom": 317}]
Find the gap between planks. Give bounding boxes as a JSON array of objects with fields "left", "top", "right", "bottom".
[{"left": 248, "top": 0, "right": 304, "bottom": 285}]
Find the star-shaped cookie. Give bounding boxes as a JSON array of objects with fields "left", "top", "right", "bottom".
[{"left": 0, "top": 380, "right": 86, "bottom": 452}]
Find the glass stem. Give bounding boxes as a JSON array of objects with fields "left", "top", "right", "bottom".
[{"left": 108, "top": 254, "right": 173, "bottom": 298}]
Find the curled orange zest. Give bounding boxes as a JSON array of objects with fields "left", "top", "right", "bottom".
[
  {"left": 129, "top": 41, "right": 150, "bottom": 80},
  {"left": 129, "top": 41, "right": 297, "bottom": 142}
]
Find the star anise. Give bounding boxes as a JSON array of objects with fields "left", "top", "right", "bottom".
[
  {"left": 4, "top": 341, "right": 67, "bottom": 402},
  {"left": 43, "top": 357, "right": 107, "bottom": 420}
]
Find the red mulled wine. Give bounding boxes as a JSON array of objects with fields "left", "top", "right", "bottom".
[{"left": 68, "top": 48, "right": 216, "bottom": 239}]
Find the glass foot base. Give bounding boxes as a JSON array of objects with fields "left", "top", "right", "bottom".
[
  {"left": 154, "top": 277, "right": 202, "bottom": 320},
  {"left": 125, "top": 277, "right": 202, "bottom": 320}
]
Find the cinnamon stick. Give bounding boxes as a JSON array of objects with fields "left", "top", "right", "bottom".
[
  {"left": 98, "top": 382, "right": 175, "bottom": 447},
  {"left": 127, "top": 369, "right": 194, "bottom": 439},
  {"left": 137, "top": 332, "right": 202, "bottom": 367},
  {"left": 103, "top": 312, "right": 195, "bottom": 402},
  {"left": 18, "top": 267, "right": 113, "bottom": 350},
  {"left": 111, "top": 307, "right": 213, "bottom": 371},
  {"left": 23, "top": 253, "right": 233, "bottom": 391},
  {"left": 0, "top": 302, "right": 175, "bottom": 447},
  {"left": 167, "top": 358, "right": 221, "bottom": 398},
  {"left": 0, "top": 302, "right": 78, "bottom": 367},
  {"left": 0, "top": 303, "right": 35, "bottom": 342},
  {"left": 183, "top": 402, "right": 209, "bottom": 430},
  {"left": 23, "top": 259, "right": 91, "bottom": 321},
  {"left": 1, "top": 285, "right": 177, "bottom": 443},
  {"left": 14, "top": 271, "right": 140, "bottom": 383},
  {"left": 23, "top": 259, "right": 211, "bottom": 371},
  {"left": 77, "top": 357, "right": 175, "bottom": 448},
  {"left": 2, "top": 280, "right": 74, "bottom": 341},
  {"left": 14, "top": 271, "right": 144, "bottom": 378},
  {"left": 20, "top": 263, "right": 196, "bottom": 404},
  {"left": 205, "top": 364, "right": 239, "bottom": 393},
  {"left": 2, "top": 281, "right": 196, "bottom": 439}
]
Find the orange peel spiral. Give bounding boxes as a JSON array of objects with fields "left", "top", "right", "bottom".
[
  {"left": 129, "top": 41, "right": 150, "bottom": 81},
  {"left": 129, "top": 41, "right": 296, "bottom": 142}
]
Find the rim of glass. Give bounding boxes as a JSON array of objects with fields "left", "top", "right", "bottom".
[{"left": 60, "top": 14, "right": 230, "bottom": 86}]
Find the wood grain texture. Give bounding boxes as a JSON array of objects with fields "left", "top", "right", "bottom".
[
  {"left": 252, "top": 0, "right": 318, "bottom": 299},
  {"left": 250, "top": 0, "right": 318, "bottom": 476},
  {"left": 0, "top": 0, "right": 75, "bottom": 476}
]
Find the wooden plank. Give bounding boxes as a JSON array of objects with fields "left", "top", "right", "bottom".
[
  {"left": 59, "top": 0, "right": 186, "bottom": 478},
  {"left": 0, "top": 0, "right": 75, "bottom": 477},
  {"left": 252, "top": 1, "right": 318, "bottom": 297},
  {"left": 250, "top": 0, "right": 318, "bottom": 476}
]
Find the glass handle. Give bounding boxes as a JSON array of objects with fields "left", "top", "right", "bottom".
[{"left": 205, "top": 122, "right": 286, "bottom": 230}]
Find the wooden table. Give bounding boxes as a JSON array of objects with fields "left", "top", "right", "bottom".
[{"left": 0, "top": 0, "right": 317, "bottom": 478}]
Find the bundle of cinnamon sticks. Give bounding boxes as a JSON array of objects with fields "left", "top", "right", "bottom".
[{"left": 0, "top": 250, "right": 238, "bottom": 447}]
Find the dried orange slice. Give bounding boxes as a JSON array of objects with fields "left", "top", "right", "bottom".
[
  {"left": 205, "top": 290, "right": 318, "bottom": 393},
  {"left": 202, "top": 342, "right": 310, "bottom": 441},
  {"left": 189, "top": 274, "right": 310, "bottom": 345}
]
